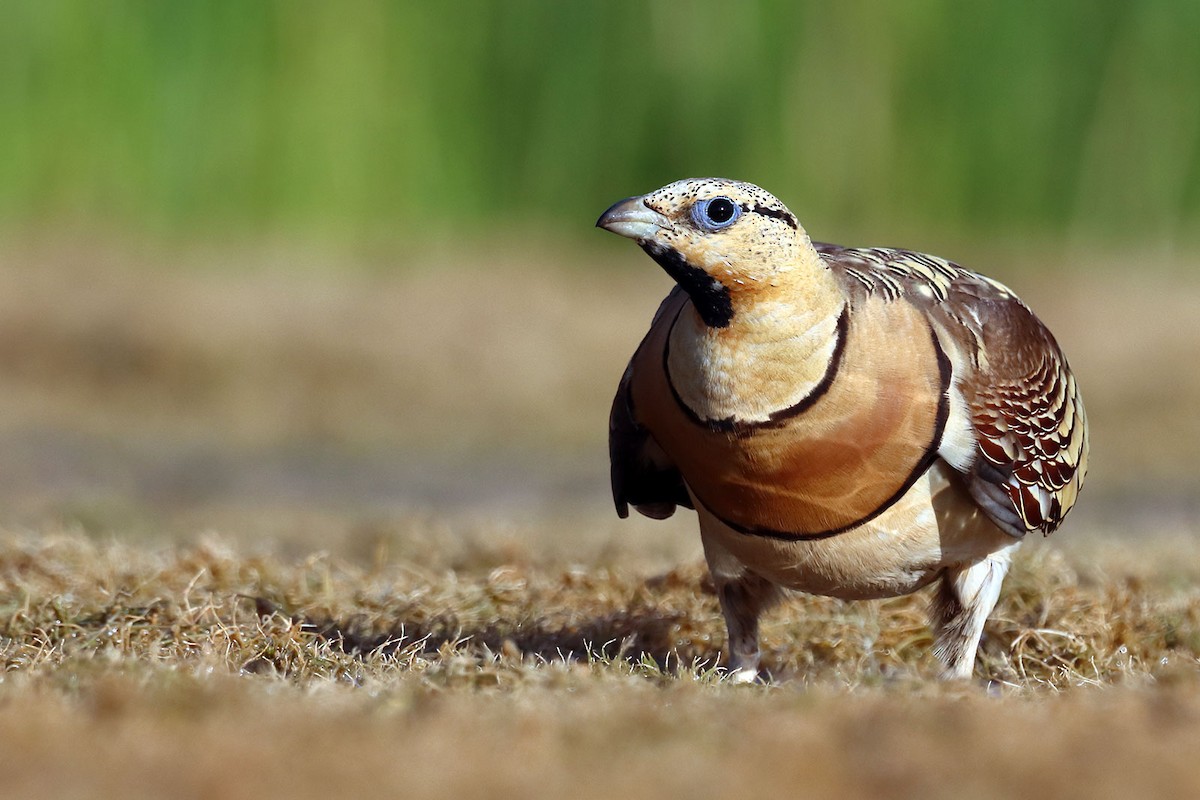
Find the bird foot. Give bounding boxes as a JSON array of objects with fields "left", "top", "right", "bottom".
[{"left": 726, "top": 667, "right": 759, "bottom": 684}]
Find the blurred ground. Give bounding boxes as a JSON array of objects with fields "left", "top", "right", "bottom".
[{"left": 0, "top": 238, "right": 1195, "bottom": 544}]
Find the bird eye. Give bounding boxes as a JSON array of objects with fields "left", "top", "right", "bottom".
[{"left": 692, "top": 197, "right": 740, "bottom": 231}]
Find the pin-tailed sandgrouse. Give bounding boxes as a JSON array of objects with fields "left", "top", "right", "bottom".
[{"left": 598, "top": 178, "right": 1088, "bottom": 680}]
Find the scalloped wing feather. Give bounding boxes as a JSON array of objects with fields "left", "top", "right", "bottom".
[{"left": 961, "top": 300, "right": 1088, "bottom": 535}]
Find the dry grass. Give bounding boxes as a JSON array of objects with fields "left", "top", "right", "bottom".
[
  {"left": 1, "top": 239, "right": 1199, "bottom": 798},
  {"left": 3, "top": 527, "right": 1200, "bottom": 800}
]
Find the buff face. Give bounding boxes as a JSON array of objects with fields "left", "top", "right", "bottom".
[{"left": 598, "top": 178, "right": 817, "bottom": 327}]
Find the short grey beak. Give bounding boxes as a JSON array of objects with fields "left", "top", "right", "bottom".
[{"left": 596, "top": 196, "right": 670, "bottom": 241}]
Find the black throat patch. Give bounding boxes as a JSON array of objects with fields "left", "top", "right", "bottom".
[{"left": 641, "top": 243, "right": 733, "bottom": 328}]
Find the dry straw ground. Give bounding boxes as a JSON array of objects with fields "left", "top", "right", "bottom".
[{"left": 1, "top": 240, "right": 1199, "bottom": 799}]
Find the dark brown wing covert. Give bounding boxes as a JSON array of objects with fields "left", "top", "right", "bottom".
[{"left": 955, "top": 288, "right": 1088, "bottom": 535}]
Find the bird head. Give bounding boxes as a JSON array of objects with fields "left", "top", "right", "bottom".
[{"left": 597, "top": 178, "right": 817, "bottom": 328}]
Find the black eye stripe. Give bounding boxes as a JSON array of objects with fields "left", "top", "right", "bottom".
[{"left": 745, "top": 203, "right": 798, "bottom": 230}]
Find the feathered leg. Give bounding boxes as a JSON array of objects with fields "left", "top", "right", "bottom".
[
  {"left": 713, "top": 571, "right": 782, "bottom": 683},
  {"left": 930, "top": 541, "right": 1021, "bottom": 679},
  {"left": 698, "top": 512, "right": 784, "bottom": 682}
]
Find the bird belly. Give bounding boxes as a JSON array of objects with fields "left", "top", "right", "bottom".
[{"left": 694, "top": 461, "right": 1013, "bottom": 601}]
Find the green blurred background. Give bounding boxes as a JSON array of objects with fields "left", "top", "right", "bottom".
[{"left": 4, "top": 0, "right": 1199, "bottom": 247}]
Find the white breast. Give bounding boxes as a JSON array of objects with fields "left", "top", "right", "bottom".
[{"left": 665, "top": 302, "right": 842, "bottom": 424}]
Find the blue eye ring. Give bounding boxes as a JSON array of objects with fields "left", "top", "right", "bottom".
[{"left": 691, "top": 196, "right": 741, "bottom": 231}]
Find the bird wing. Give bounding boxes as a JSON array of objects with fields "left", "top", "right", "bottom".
[
  {"left": 818, "top": 244, "right": 1089, "bottom": 537},
  {"left": 944, "top": 280, "right": 1088, "bottom": 536},
  {"left": 610, "top": 286, "right": 693, "bottom": 519}
]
